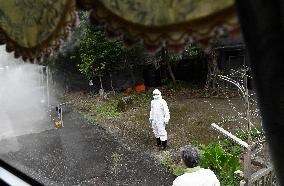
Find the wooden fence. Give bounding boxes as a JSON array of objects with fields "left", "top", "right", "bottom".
[{"left": 240, "top": 166, "right": 277, "bottom": 186}]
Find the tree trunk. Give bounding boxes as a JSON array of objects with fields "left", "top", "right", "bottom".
[
  {"left": 206, "top": 51, "right": 218, "bottom": 90},
  {"left": 129, "top": 67, "right": 136, "bottom": 89},
  {"left": 99, "top": 75, "right": 103, "bottom": 89},
  {"left": 99, "top": 75, "right": 105, "bottom": 98},
  {"left": 162, "top": 48, "right": 176, "bottom": 85},
  {"left": 166, "top": 59, "right": 176, "bottom": 85},
  {"left": 109, "top": 73, "right": 115, "bottom": 94}
]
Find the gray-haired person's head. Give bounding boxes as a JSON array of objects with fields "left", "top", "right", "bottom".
[{"left": 181, "top": 145, "right": 201, "bottom": 168}]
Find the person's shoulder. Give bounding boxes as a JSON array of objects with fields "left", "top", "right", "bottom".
[
  {"left": 172, "top": 174, "right": 187, "bottom": 186},
  {"left": 199, "top": 169, "right": 220, "bottom": 183},
  {"left": 200, "top": 168, "right": 217, "bottom": 175},
  {"left": 172, "top": 173, "right": 196, "bottom": 186},
  {"left": 173, "top": 169, "right": 219, "bottom": 186}
]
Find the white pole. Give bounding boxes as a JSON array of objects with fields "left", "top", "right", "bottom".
[
  {"left": 57, "top": 105, "right": 60, "bottom": 119},
  {"left": 240, "top": 180, "right": 246, "bottom": 186},
  {"left": 46, "top": 66, "right": 50, "bottom": 108},
  {"left": 61, "top": 107, "right": 63, "bottom": 127},
  {"left": 40, "top": 67, "right": 45, "bottom": 103}
]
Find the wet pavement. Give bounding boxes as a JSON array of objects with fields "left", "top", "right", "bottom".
[{"left": 0, "top": 109, "right": 175, "bottom": 185}]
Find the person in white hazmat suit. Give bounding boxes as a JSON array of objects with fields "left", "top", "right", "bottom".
[{"left": 149, "top": 89, "right": 170, "bottom": 150}]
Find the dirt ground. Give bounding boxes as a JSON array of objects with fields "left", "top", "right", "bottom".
[{"left": 65, "top": 88, "right": 261, "bottom": 161}]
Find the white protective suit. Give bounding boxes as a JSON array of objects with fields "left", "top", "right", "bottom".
[
  {"left": 149, "top": 89, "right": 170, "bottom": 141},
  {"left": 172, "top": 168, "right": 220, "bottom": 186}
]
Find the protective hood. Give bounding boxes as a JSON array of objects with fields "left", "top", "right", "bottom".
[
  {"left": 153, "top": 89, "right": 161, "bottom": 96},
  {"left": 153, "top": 89, "right": 162, "bottom": 100}
]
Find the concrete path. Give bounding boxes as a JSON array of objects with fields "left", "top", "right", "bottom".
[{"left": 0, "top": 109, "right": 175, "bottom": 185}]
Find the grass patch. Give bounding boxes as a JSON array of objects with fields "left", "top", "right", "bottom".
[
  {"left": 96, "top": 100, "right": 119, "bottom": 117},
  {"left": 79, "top": 111, "right": 97, "bottom": 125},
  {"left": 65, "top": 92, "right": 120, "bottom": 117},
  {"left": 160, "top": 153, "right": 186, "bottom": 177},
  {"left": 160, "top": 155, "right": 173, "bottom": 169},
  {"left": 172, "top": 164, "right": 186, "bottom": 176},
  {"left": 84, "top": 114, "right": 97, "bottom": 125},
  {"left": 111, "top": 152, "right": 122, "bottom": 174}
]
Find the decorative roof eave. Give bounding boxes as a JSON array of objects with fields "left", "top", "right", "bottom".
[
  {"left": 0, "top": 0, "right": 241, "bottom": 62},
  {"left": 0, "top": 0, "right": 78, "bottom": 63},
  {"left": 79, "top": 0, "right": 241, "bottom": 53}
]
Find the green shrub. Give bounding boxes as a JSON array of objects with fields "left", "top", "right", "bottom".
[
  {"left": 160, "top": 141, "right": 243, "bottom": 184},
  {"left": 197, "top": 127, "right": 264, "bottom": 185},
  {"left": 236, "top": 127, "right": 265, "bottom": 142},
  {"left": 199, "top": 143, "right": 242, "bottom": 186},
  {"left": 219, "top": 139, "right": 242, "bottom": 156}
]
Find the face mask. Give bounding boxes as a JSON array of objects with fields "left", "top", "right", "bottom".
[{"left": 153, "top": 95, "right": 160, "bottom": 100}]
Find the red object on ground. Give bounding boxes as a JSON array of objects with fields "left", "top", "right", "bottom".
[
  {"left": 126, "top": 87, "right": 133, "bottom": 93},
  {"left": 135, "top": 84, "right": 145, "bottom": 92}
]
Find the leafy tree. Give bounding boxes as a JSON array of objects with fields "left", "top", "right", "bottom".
[
  {"left": 79, "top": 26, "right": 124, "bottom": 89},
  {"left": 79, "top": 24, "right": 157, "bottom": 90},
  {"left": 79, "top": 29, "right": 123, "bottom": 79}
]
